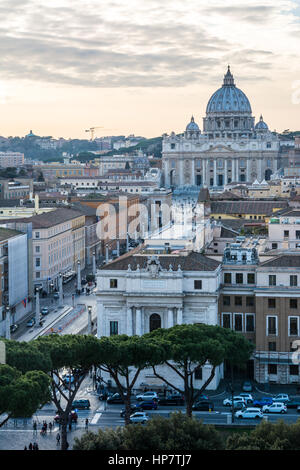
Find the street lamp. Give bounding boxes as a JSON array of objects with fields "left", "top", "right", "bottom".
[
  {"left": 77, "top": 260, "right": 81, "bottom": 293},
  {"left": 5, "top": 305, "right": 10, "bottom": 340},
  {"left": 88, "top": 305, "right": 92, "bottom": 335},
  {"left": 35, "top": 286, "right": 41, "bottom": 327},
  {"left": 58, "top": 272, "right": 63, "bottom": 307}
]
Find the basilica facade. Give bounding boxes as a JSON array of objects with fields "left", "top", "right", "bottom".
[{"left": 162, "top": 67, "right": 280, "bottom": 188}]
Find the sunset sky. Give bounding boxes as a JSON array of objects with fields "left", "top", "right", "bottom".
[{"left": 0, "top": 0, "right": 300, "bottom": 139}]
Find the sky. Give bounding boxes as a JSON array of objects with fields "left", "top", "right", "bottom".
[{"left": 0, "top": 0, "right": 300, "bottom": 139}]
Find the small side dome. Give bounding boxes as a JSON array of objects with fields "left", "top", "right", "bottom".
[
  {"left": 255, "top": 115, "right": 268, "bottom": 130},
  {"left": 186, "top": 116, "right": 200, "bottom": 131}
]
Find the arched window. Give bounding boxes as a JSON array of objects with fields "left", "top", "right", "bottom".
[{"left": 149, "top": 314, "right": 161, "bottom": 332}]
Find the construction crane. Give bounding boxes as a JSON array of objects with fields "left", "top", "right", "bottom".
[{"left": 85, "top": 126, "right": 104, "bottom": 140}]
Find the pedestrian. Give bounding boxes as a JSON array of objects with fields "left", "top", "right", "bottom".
[
  {"left": 85, "top": 418, "right": 89, "bottom": 429},
  {"left": 24, "top": 446, "right": 27, "bottom": 450},
  {"left": 33, "top": 421, "right": 37, "bottom": 435},
  {"left": 34, "top": 443, "right": 39, "bottom": 450},
  {"left": 56, "top": 433, "right": 60, "bottom": 446},
  {"left": 28, "top": 442, "right": 33, "bottom": 450},
  {"left": 66, "top": 441, "right": 69, "bottom": 450},
  {"left": 49, "top": 421, "right": 52, "bottom": 433}
]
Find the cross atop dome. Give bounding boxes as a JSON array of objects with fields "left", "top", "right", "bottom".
[{"left": 223, "top": 65, "right": 235, "bottom": 87}]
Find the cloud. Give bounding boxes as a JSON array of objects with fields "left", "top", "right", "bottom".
[{"left": 0, "top": 0, "right": 297, "bottom": 88}]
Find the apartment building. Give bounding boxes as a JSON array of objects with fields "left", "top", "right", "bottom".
[
  {"left": 0, "top": 227, "right": 31, "bottom": 336},
  {"left": 0, "top": 152, "right": 24, "bottom": 168},
  {"left": 0, "top": 178, "right": 34, "bottom": 200},
  {"left": 267, "top": 208, "right": 300, "bottom": 250},
  {"left": 2, "top": 208, "right": 85, "bottom": 292}
]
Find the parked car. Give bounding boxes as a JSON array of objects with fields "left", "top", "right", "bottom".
[
  {"left": 235, "top": 408, "right": 263, "bottom": 419},
  {"left": 71, "top": 399, "right": 90, "bottom": 410},
  {"left": 239, "top": 393, "right": 253, "bottom": 404},
  {"left": 62, "top": 374, "right": 74, "bottom": 385},
  {"left": 253, "top": 397, "right": 273, "bottom": 407},
  {"left": 10, "top": 323, "right": 19, "bottom": 333},
  {"left": 272, "top": 394, "right": 290, "bottom": 403},
  {"left": 158, "top": 394, "right": 185, "bottom": 406},
  {"left": 136, "top": 391, "right": 158, "bottom": 401},
  {"left": 139, "top": 400, "right": 158, "bottom": 410},
  {"left": 54, "top": 410, "right": 78, "bottom": 424},
  {"left": 242, "top": 381, "right": 253, "bottom": 392},
  {"left": 262, "top": 402, "right": 287, "bottom": 414},
  {"left": 120, "top": 405, "right": 143, "bottom": 417},
  {"left": 192, "top": 400, "right": 214, "bottom": 411},
  {"left": 223, "top": 396, "right": 246, "bottom": 406},
  {"left": 41, "top": 307, "right": 49, "bottom": 316},
  {"left": 286, "top": 399, "right": 300, "bottom": 409},
  {"left": 129, "top": 412, "right": 149, "bottom": 424},
  {"left": 26, "top": 318, "right": 36, "bottom": 327},
  {"left": 233, "top": 401, "right": 247, "bottom": 411},
  {"left": 81, "top": 278, "right": 87, "bottom": 285}
]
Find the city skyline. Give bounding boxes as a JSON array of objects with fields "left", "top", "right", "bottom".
[{"left": 0, "top": 0, "right": 300, "bottom": 139}]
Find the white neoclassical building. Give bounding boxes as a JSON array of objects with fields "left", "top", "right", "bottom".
[
  {"left": 162, "top": 67, "right": 280, "bottom": 188},
  {"left": 96, "top": 248, "right": 224, "bottom": 390}
]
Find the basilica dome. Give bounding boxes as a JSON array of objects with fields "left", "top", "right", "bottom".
[
  {"left": 255, "top": 115, "right": 268, "bottom": 130},
  {"left": 186, "top": 116, "right": 200, "bottom": 131},
  {"left": 206, "top": 66, "right": 252, "bottom": 115}
]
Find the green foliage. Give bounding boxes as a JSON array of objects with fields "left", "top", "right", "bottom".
[
  {"left": 73, "top": 412, "right": 223, "bottom": 451},
  {"left": 226, "top": 420, "right": 300, "bottom": 450},
  {"left": 0, "top": 364, "right": 51, "bottom": 418},
  {"left": 5, "top": 340, "right": 52, "bottom": 374}
]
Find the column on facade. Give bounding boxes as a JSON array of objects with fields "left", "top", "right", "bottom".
[
  {"left": 224, "top": 159, "right": 228, "bottom": 186},
  {"left": 231, "top": 159, "right": 235, "bottom": 182},
  {"left": 258, "top": 158, "right": 262, "bottom": 181},
  {"left": 179, "top": 160, "right": 184, "bottom": 186},
  {"left": 213, "top": 159, "right": 217, "bottom": 187},
  {"left": 127, "top": 306, "right": 133, "bottom": 336},
  {"left": 177, "top": 307, "right": 183, "bottom": 325},
  {"left": 136, "top": 307, "right": 142, "bottom": 335},
  {"left": 235, "top": 159, "right": 239, "bottom": 182},
  {"left": 202, "top": 159, "right": 206, "bottom": 186},
  {"left": 97, "top": 302, "right": 104, "bottom": 338},
  {"left": 167, "top": 308, "right": 173, "bottom": 328},
  {"left": 246, "top": 158, "right": 250, "bottom": 182},
  {"left": 164, "top": 159, "right": 170, "bottom": 187},
  {"left": 191, "top": 158, "right": 195, "bottom": 185}
]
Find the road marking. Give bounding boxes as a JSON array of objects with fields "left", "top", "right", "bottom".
[{"left": 90, "top": 412, "right": 102, "bottom": 424}]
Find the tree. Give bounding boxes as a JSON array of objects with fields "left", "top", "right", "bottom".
[
  {"left": 146, "top": 324, "right": 254, "bottom": 417},
  {"left": 95, "top": 335, "right": 168, "bottom": 425},
  {"left": 73, "top": 412, "right": 224, "bottom": 450},
  {"left": 1, "top": 341, "right": 52, "bottom": 425},
  {"left": 33, "top": 334, "right": 102, "bottom": 450},
  {"left": 226, "top": 420, "right": 300, "bottom": 450}
]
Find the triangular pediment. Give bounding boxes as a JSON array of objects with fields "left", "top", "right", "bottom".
[{"left": 208, "top": 144, "right": 236, "bottom": 152}]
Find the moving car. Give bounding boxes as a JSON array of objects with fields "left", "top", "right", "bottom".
[
  {"left": 239, "top": 393, "right": 253, "bottom": 404},
  {"left": 252, "top": 397, "right": 273, "bottom": 407},
  {"left": 107, "top": 393, "right": 126, "bottom": 404},
  {"left": 136, "top": 391, "right": 158, "bottom": 401},
  {"left": 54, "top": 410, "right": 78, "bottom": 424},
  {"left": 242, "top": 381, "right": 253, "bottom": 392},
  {"left": 53, "top": 292, "right": 59, "bottom": 299},
  {"left": 41, "top": 307, "right": 49, "bottom": 316},
  {"left": 26, "top": 318, "right": 36, "bottom": 327},
  {"left": 286, "top": 399, "right": 300, "bottom": 409},
  {"left": 223, "top": 396, "right": 246, "bottom": 406},
  {"left": 262, "top": 402, "right": 287, "bottom": 414},
  {"left": 158, "top": 394, "right": 185, "bottom": 406},
  {"left": 71, "top": 399, "right": 90, "bottom": 410},
  {"left": 139, "top": 400, "right": 158, "bottom": 410},
  {"left": 129, "top": 412, "right": 149, "bottom": 424},
  {"left": 192, "top": 400, "right": 214, "bottom": 411},
  {"left": 272, "top": 394, "right": 290, "bottom": 403},
  {"left": 120, "top": 405, "right": 143, "bottom": 417},
  {"left": 235, "top": 408, "right": 263, "bottom": 419},
  {"left": 10, "top": 323, "right": 19, "bottom": 333}
]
